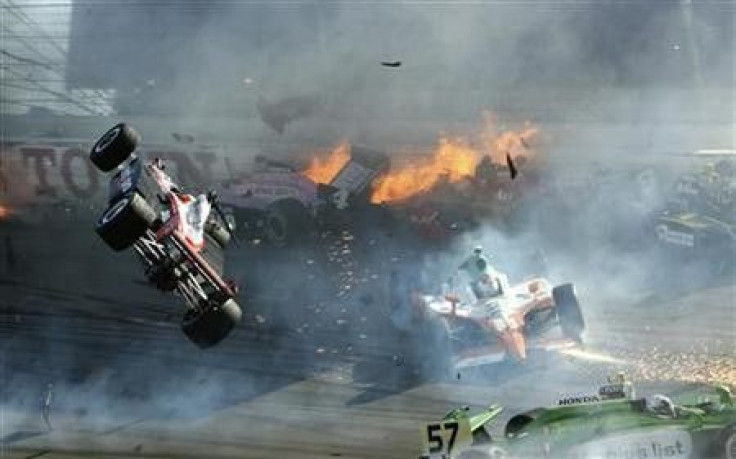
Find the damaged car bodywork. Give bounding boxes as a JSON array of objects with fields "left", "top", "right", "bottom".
[
  {"left": 216, "top": 146, "right": 389, "bottom": 247},
  {"left": 410, "top": 276, "right": 585, "bottom": 375}
]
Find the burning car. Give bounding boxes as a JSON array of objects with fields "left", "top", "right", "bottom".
[
  {"left": 91, "top": 123, "right": 242, "bottom": 348},
  {"left": 216, "top": 145, "right": 389, "bottom": 247},
  {"left": 418, "top": 381, "right": 736, "bottom": 459}
]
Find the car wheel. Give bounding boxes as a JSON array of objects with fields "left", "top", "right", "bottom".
[
  {"left": 181, "top": 299, "right": 242, "bottom": 349},
  {"left": 96, "top": 193, "right": 156, "bottom": 251},
  {"left": 90, "top": 123, "right": 141, "bottom": 172},
  {"left": 552, "top": 283, "right": 585, "bottom": 344},
  {"left": 263, "top": 198, "right": 311, "bottom": 248},
  {"left": 716, "top": 424, "right": 736, "bottom": 459}
]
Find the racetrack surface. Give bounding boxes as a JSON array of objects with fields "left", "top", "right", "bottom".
[{"left": 0, "top": 216, "right": 734, "bottom": 459}]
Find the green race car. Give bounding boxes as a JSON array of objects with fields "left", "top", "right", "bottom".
[{"left": 419, "top": 383, "right": 736, "bottom": 459}]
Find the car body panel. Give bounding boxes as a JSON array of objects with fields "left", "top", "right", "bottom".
[
  {"left": 418, "top": 278, "right": 578, "bottom": 367},
  {"left": 419, "top": 384, "right": 736, "bottom": 459}
]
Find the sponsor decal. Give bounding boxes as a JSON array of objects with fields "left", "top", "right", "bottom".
[
  {"left": 558, "top": 395, "right": 601, "bottom": 405},
  {"left": 655, "top": 224, "right": 695, "bottom": 248},
  {"left": 1, "top": 141, "right": 223, "bottom": 202},
  {"left": 568, "top": 429, "right": 692, "bottom": 459},
  {"left": 599, "top": 384, "right": 629, "bottom": 400}
]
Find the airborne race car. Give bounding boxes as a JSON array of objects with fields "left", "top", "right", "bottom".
[
  {"left": 90, "top": 124, "right": 242, "bottom": 348},
  {"left": 411, "top": 277, "right": 585, "bottom": 374},
  {"left": 419, "top": 382, "right": 736, "bottom": 459}
]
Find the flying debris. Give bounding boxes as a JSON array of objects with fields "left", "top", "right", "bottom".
[
  {"left": 171, "top": 132, "right": 195, "bottom": 144},
  {"left": 381, "top": 61, "right": 402, "bottom": 67},
  {"left": 256, "top": 94, "right": 321, "bottom": 135},
  {"left": 506, "top": 153, "right": 518, "bottom": 180}
]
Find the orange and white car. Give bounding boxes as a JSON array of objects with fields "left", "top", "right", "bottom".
[{"left": 417, "top": 276, "right": 585, "bottom": 370}]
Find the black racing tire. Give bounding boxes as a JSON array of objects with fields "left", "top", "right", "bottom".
[
  {"left": 205, "top": 220, "right": 231, "bottom": 248},
  {"left": 552, "top": 283, "right": 585, "bottom": 344},
  {"left": 96, "top": 193, "right": 156, "bottom": 251},
  {"left": 263, "top": 198, "right": 311, "bottom": 248},
  {"left": 715, "top": 423, "right": 736, "bottom": 459},
  {"left": 90, "top": 123, "right": 141, "bottom": 172},
  {"left": 182, "top": 298, "right": 242, "bottom": 349}
]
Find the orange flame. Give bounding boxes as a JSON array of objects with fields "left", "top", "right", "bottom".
[
  {"left": 0, "top": 203, "right": 9, "bottom": 220},
  {"left": 371, "top": 114, "right": 539, "bottom": 204},
  {"left": 301, "top": 142, "right": 350, "bottom": 184},
  {"left": 371, "top": 137, "right": 478, "bottom": 204}
]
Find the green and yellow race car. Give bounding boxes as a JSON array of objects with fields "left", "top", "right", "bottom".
[{"left": 419, "top": 382, "right": 736, "bottom": 459}]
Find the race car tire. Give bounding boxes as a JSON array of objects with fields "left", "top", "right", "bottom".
[
  {"left": 96, "top": 193, "right": 156, "bottom": 251},
  {"left": 552, "top": 283, "right": 585, "bottom": 344},
  {"left": 181, "top": 298, "right": 242, "bottom": 349},
  {"left": 205, "top": 220, "right": 231, "bottom": 248},
  {"left": 263, "top": 198, "right": 311, "bottom": 248},
  {"left": 714, "top": 423, "right": 736, "bottom": 459},
  {"left": 90, "top": 123, "right": 141, "bottom": 172}
]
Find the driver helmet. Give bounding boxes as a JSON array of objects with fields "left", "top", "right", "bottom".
[{"left": 648, "top": 394, "right": 676, "bottom": 417}]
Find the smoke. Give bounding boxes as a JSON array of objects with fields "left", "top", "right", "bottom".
[{"left": 63, "top": 2, "right": 732, "bottom": 140}]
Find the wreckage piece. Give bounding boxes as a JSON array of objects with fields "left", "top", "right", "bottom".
[
  {"left": 216, "top": 146, "right": 389, "bottom": 248},
  {"left": 506, "top": 153, "right": 518, "bottom": 180},
  {"left": 256, "top": 94, "right": 321, "bottom": 134},
  {"left": 91, "top": 123, "right": 242, "bottom": 348},
  {"left": 381, "top": 61, "right": 402, "bottom": 67}
]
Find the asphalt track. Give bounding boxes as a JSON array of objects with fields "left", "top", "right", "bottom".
[{"left": 0, "top": 216, "right": 734, "bottom": 459}]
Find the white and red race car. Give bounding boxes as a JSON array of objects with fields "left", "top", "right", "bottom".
[
  {"left": 415, "top": 276, "right": 584, "bottom": 371},
  {"left": 90, "top": 123, "right": 242, "bottom": 348}
]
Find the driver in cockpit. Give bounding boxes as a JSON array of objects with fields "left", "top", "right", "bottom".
[
  {"left": 459, "top": 246, "right": 508, "bottom": 301},
  {"left": 646, "top": 394, "right": 677, "bottom": 418}
]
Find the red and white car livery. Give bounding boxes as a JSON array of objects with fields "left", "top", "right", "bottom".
[{"left": 91, "top": 123, "right": 242, "bottom": 349}]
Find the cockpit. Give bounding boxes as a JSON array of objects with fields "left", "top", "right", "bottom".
[{"left": 644, "top": 394, "right": 677, "bottom": 419}]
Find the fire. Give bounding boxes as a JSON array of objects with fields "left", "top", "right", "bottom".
[
  {"left": 371, "top": 137, "right": 479, "bottom": 204},
  {"left": 0, "top": 203, "right": 9, "bottom": 220},
  {"left": 371, "top": 114, "right": 540, "bottom": 204},
  {"left": 302, "top": 142, "right": 350, "bottom": 184}
]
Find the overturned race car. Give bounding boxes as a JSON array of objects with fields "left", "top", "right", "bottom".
[
  {"left": 419, "top": 381, "right": 736, "bottom": 459},
  {"left": 90, "top": 123, "right": 242, "bottom": 348}
]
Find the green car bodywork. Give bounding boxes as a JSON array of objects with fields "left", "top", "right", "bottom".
[{"left": 420, "top": 385, "right": 736, "bottom": 459}]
